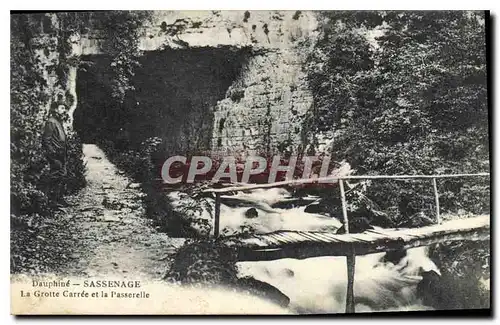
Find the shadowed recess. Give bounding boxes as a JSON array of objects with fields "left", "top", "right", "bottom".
[{"left": 74, "top": 46, "right": 250, "bottom": 154}]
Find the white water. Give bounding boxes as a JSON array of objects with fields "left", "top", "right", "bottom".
[
  {"left": 225, "top": 187, "right": 440, "bottom": 313},
  {"left": 167, "top": 187, "right": 342, "bottom": 235},
  {"left": 238, "top": 247, "right": 438, "bottom": 313},
  {"left": 170, "top": 186, "right": 440, "bottom": 313}
]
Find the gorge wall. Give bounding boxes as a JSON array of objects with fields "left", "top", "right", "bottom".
[{"left": 29, "top": 11, "right": 323, "bottom": 156}]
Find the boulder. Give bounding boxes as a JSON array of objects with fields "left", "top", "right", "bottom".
[
  {"left": 244, "top": 208, "right": 259, "bottom": 219},
  {"left": 304, "top": 203, "right": 325, "bottom": 214},
  {"left": 383, "top": 249, "right": 407, "bottom": 265},
  {"left": 236, "top": 276, "right": 290, "bottom": 308},
  {"left": 416, "top": 270, "right": 442, "bottom": 308},
  {"left": 336, "top": 217, "right": 374, "bottom": 234}
]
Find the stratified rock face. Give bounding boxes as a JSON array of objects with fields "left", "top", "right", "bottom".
[
  {"left": 41, "top": 11, "right": 322, "bottom": 155},
  {"left": 211, "top": 48, "right": 315, "bottom": 155},
  {"left": 75, "top": 10, "right": 319, "bottom": 53}
]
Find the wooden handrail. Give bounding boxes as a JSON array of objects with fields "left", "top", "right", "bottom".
[{"left": 203, "top": 172, "right": 490, "bottom": 194}]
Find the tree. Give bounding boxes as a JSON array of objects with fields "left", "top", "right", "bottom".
[{"left": 306, "top": 11, "right": 489, "bottom": 222}]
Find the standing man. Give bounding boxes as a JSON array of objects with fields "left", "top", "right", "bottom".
[{"left": 42, "top": 103, "right": 68, "bottom": 208}]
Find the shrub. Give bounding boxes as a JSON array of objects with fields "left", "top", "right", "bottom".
[
  {"left": 10, "top": 14, "right": 86, "bottom": 219},
  {"left": 163, "top": 236, "right": 291, "bottom": 308},
  {"left": 164, "top": 238, "right": 239, "bottom": 287},
  {"left": 304, "top": 11, "right": 489, "bottom": 223}
]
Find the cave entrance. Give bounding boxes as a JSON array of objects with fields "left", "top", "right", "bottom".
[{"left": 74, "top": 47, "right": 249, "bottom": 155}]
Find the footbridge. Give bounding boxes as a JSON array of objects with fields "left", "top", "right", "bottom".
[{"left": 204, "top": 173, "right": 491, "bottom": 313}]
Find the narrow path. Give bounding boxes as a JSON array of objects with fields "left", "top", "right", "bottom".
[{"left": 60, "top": 144, "right": 184, "bottom": 279}]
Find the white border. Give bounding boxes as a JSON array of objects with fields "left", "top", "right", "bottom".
[{"left": 1, "top": 1, "right": 498, "bottom": 324}]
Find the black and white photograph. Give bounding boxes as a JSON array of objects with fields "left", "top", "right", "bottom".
[{"left": 9, "top": 10, "right": 491, "bottom": 315}]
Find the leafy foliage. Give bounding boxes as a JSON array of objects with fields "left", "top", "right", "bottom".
[
  {"left": 305, "top": 11, "right": 489, "bottom": 224},
  {"left": 164, "top": 238, "right": 240, "bottom": 287},
  {"left": 11, "top": 11, "right": 153, "bottom": 219},
  {"left": 302, "top": 12, "right": 490, "bottom": 307},
  {"left": 97, "top": 11, "right": 152, "bottom": 102}
]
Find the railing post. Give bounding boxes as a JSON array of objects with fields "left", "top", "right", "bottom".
[
  {"left": 339, "top": 179, "right": 355, "bottom": 313},
  {"left": 346, "top": 253, "right": 356, "bottom": 313},
  {"left": 432, "top": 178, "right": 441, "bottom": 224},
  {"left": 214, "top": 193, "right": 221, "bottom": 238},
  {"left": 339, "top": 179, "right": 349, "bottom": 233}
]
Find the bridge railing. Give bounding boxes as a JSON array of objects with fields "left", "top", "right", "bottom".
[{"left": 204, "top": 172, "right": 490, "bottom": 237}]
